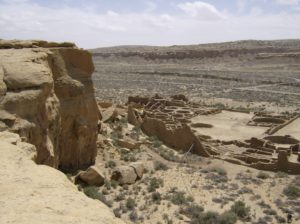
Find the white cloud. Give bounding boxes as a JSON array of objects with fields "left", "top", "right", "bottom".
[
  {"left": 0, "top": 1, "right": 300, "bottom": 48},
  {"left": 237, "top": 0, "right": 247, "bottom": 13},
  {"left": 275, "top": 0, "right": 299, "bottom": 5},
  {"left": 145, "top": 1, "right": 157, "bottom": 12},
  {"left": 178, "top": 1, "right": 225, "bottom": 20}
]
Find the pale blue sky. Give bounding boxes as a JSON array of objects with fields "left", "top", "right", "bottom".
[{"left": 0, "top": 0, "right": 299, "bottom": 48}]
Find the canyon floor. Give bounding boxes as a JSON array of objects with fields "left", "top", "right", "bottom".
[
  {"left": 84, "top": 113, "right": 300, "bottom": 224},
  {"left": 85, "top": 40, "right": 300, "bottom": 224}
]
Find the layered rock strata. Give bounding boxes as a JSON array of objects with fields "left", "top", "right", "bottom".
[{"left": 0, "top": 40, "right": 99, "bottom": 171}]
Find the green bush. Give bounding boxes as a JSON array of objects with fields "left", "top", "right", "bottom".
[
  {"left": 115, "top": 192, "right": 126, "bottom": 201},
  {"left": 180, "top": 203, "right": 204, "bottom": 220},
  {"left": 129, "top": 210, "right": 138, "bottom": 222},
  {"left": 257, "top": 172, "right": 270, "bottom": 179},
  {"left": 83, "top": 186, "right": 112, "bottom": 207},
  {"left": 106, "top": 160, "right": 116, "bottom": 168},
  {"left": 193, "top": 211, "right": 219, "bottom": 224},
  {"left": 283, "top": 185, "right": 300, "bottom": 199},
  {"left": 218, "top": 211, "right": 237, "bottom": 224},
  {"left": 230, "top": 201, "right": 250, "bottom": 219},
  {"left": 113, "top": 208, "right": 121, "bottom": 218},
  {"left": 126, "top": 197, "right": 136, "bottom": 210},
  {"left": 189, "top": 210, "right": 237, "bottom": 224},
  {"left": 151, "top": 192, "right": 162, "bottom": 204},
  {"left": 111, "top": 180, "right": 119, "bottom": 189},
  {"left": 168, "top": 191, "right": 193, "bottom": 205},
  {"left": 147, "top": 177, "right": 164, "bottom": 192},
  {"left": 153, "top": 161, "right": 169, "bottom": 171},
  {"left": 275, "top": 172, "right": 288, "bottom": 178},
  {"left": 153, "top": 140, "right": 162, "bottom": 148}
]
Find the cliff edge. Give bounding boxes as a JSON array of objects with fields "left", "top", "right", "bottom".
[{"left": 0, "top": 40, "right": 99, "bottom": 171}]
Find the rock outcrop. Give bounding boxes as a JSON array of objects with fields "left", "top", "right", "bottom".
[
  {"left": 0, "top": 132, "right": 123, "bottom": 224},
  {"left": 111, "top": 162, "right": 144, "bottom": 184},
  {"left": 0, "top": 40, "right": 99, "bottom": 171},
  {"left": 75, "top": 166, "right": 105, "bottom": 187}
]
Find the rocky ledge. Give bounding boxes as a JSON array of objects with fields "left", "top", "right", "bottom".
[{"left": 0, "top": 40, "right": 100, "bottom": 171}]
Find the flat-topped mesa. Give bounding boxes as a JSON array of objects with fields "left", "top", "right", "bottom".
[
  {"left": 0, "top": 40, "right": 99, "bottom": 172},
  {"left": 0, "top": 39, "right": 76, "bottom": 49}
]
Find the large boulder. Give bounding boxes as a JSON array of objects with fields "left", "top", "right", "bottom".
[
  {"left": 0, "top": 40, "right": 99, "bottom": 171},
  {"left": 111, "top": 166, "right": 137, "bottom": 185},
  {"left": 129, "top": 162, "right": 144, "bottom": 179},
  {"left": 75, "top": 166, "right": 105, "bottom": 187}
]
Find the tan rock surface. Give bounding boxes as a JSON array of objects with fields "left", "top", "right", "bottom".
[
  {"left": 129, "top": 162, "right": 144, "bottom": 179},
  {"left": 75, "top": 166, "right": 105, "bottom": 186},
  {"left": 0, "top": 132, "right": 123, "bottom": 224},
  {"left": 0, "top": 40, "right": 99, "bottom": 171},
  {"left": 111, "top": 166, "right": 138, "bottom": 184}
]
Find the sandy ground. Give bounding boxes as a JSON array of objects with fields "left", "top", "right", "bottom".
[
  {"left": 276, "top": 118, "right": 300, "bottom": 140},
  {"left": 190, "top": 111, "right": 267, "bottom": 141}
]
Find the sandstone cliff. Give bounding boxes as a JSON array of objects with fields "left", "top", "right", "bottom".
[
  {"left": 0, "top": 132, "right": 122, "bottom": 224},
  {"left": 0, "top": 40, "right": 99, "bottom": 171}
]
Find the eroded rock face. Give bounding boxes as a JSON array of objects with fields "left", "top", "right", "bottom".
[
  {"left": 0, "top": 132, "right": 123, "bottom": 224},
  {"left": 0, "top": 40, "right": 99, "bottom": 171}
]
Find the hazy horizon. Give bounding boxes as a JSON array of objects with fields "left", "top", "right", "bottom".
[{"left": 1, "top": 0, "right": 300, "bottom": 48}]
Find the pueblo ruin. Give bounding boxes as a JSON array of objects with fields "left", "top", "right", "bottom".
[{"left": 127, "top": 94, "right": 300, "bottom": 174}]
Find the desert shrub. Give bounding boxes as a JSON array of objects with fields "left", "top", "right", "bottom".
[
  {"left": 183, "top": 208, "right": 237, "bottom": 224},
  {"left": 192, "top": 211, "right": 219, "bottom": 224},
  {"left": 205, "top": 172, "right": 228, "bottom": 183},
  {"left": 257, "top": 172, "right": 270, "bottom": 179},
  {"left": 230, "top": 201, "right": 250, "bottom": 219},
  {"left": 151, "top": 192, "right": 162, "bottom": 204},
  {"left": 169, "top": 191, "right": 186, "bottom": 205},
  {"left": 275, "top": 171, "right": 288, "bottom": 178},
  {"left": 292, "top": 176, "right": 300, "bottom": 187},
  {"left": 83, "top": 186, "right": 112, "bottom": 207},
  {"left": 153, "top": 140, "right": 162, "bottom": 148},
  {"left": 111, "top": 131, "right": 123, "bottom": 144},
  {"left": 106, "top": 160, "right": 116, "bottom": 168},
  {"left": 113, "top": 208, "right": 122, "bottom": 218},
  {"left": 213, "top": 167, "right": 227, "bottom": 176},
  {"left": 152, "top": 146, "right": 182, "bottom": 162},
  {"left": 101, "top": 188, "right": 109, "bottom": 195},
  {"left": 167, "top": 191, "right": 193, "bottom": 205},
  {"left": 120, "top": 153, "right": 137, "bottom": 162},
  {"left": 147, "top": 177, "right": 164, "bottom": 192},
  {"left": 212, "top": 197, "right": 223, "bottom": 204},
  {"left": 263, "top": 208, "right": 277, "bottom": 216},
  {"left": 115, "top": 192, "right": 126, "bottom": 201},
  {"left": 104, "top": 180, "right": 111, "bottom": 190},
  {"left": 237, "top": 187, "right": 253, "bottom": 194},
  {"left": 111, "top": 180, "right": 119, "bottom": 189},
  {"left": 163, "top": 213, "right": 173, "bottom": 224},
  {"left": 129, "top": 210, "right": 138, "bottom": 222},
  {"left": 126, "top": 197, "right": 136, "bottom": 210},
  {"left": 257, "top": 200, "right": 271, "bottom": 209},
  {"left": 275, "top": 215, "right": 286, "bottom": 223},
  {"left": 235, "top": 172, "right": 262, "bottom": 185},
  {"left": 283, "top": 185, "right": 300, "bottom": 199},
  {"left": 179, "top": 203, "right": 204, "bottom": 220},
  {"left": 218, "top": 211, "right": 238, "bottom": 224},
  {"left": 153, "top": 160, "right": 169, "bottom": 171}
]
